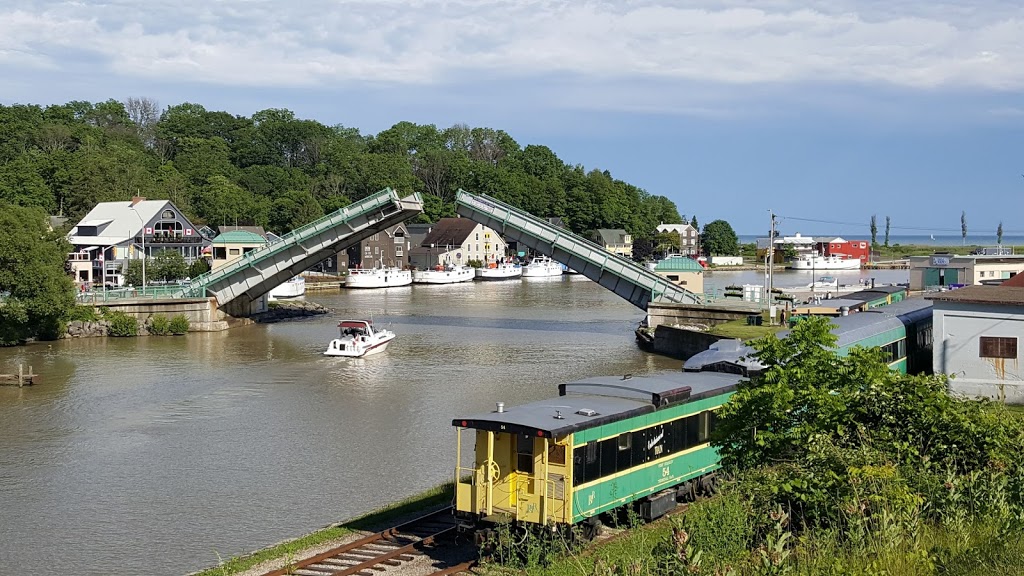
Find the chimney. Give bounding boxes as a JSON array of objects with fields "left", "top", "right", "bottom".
[{"left": 130, "top": 196, "right": 146, "bottom": 206}]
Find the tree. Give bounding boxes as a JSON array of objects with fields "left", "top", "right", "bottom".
[
  {"left": 961, "top": 210, "right": 968, "bottom": 245},
  {"left": 0, "top": 203, "right": 76, "bottom": 344},
  {"left": 870, "top": 214, "right": 878, "bottom": 246},
  {"left": 690, "top": 215, "right": 698, "bottom": 230},
  {"left": 700, "top": 220, "right": 739, "bottom": 256},
  {"left": 998, "top": 221, "right": 1004, "bottom": 245},
  {"left": 123, "top": 259, "right": 145, "bottom": 287},
  {"left": 123, "top": 96, "right": 160, "bottom": 148},
  {"left": 653, "top": 231, "right": 681, "bottom": 258},
  {"left": 884, "top": 216, "right": 891, "bottom": 247},
  {"left": 151, "top": 249, "right": 189, "bottom": 282}
]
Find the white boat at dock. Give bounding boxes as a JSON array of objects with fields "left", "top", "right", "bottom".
[
  {"left": 268, "top": 276, "right": 306, "bottom": 300},
  {"left": 412, "top": 264, "right": 475, "bottom": 284},
  {"left": 788, "top": 254, "right": 861, "bottom": 270},
  {"left": 475, "top": 261, "right": 522, "bottom": 280},
  {"left": 323, "top": 320, "right": 395, "bottom": 358},
  {"left": 345, "top": 266, "right": 412, "bottom": 288},
  {"left": 521, "top": 255, "right": 563, "bottom": 278},
  {"left": 807, "top": 276, "right": 839, "bottom": 290}
]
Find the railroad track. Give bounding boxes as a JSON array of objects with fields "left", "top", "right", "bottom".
[{"left": 261, "top": 506, "right": 476, "bottom": 576}]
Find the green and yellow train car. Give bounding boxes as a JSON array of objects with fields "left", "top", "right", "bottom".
[{"left": 452, "top": 372, "right": 740, "bottom": 541}]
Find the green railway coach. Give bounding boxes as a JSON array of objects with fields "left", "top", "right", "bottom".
[{"left": 452, "top": 372, "right": 740, "bottom": 541}]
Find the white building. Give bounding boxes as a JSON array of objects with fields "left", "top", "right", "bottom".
[
  {"left": 927, "top": 280, "right": 1024, "bottom": 403},
  {"left": 66, "top": 197, "right": 209, "bottom": 287},
  {"left": 407, "top": 218, "right": 509, "bottom": 269},
  {"left": 656, "top": 223, "right": 700, "bottom": 256}
]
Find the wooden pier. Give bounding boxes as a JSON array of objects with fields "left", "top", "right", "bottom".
[{"left": 0, "top": 365, "right": 37, "bottom": 387}]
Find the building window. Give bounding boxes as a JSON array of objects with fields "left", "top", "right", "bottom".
[
  {"left": 228, "top": 248, "right": 240, "bottom": 256},
  {"left": 214, "top": 247, "right": 226, "bottom": 260},
  {"left": 162, "top": 209, "right": 175, "bottom": 219},
  {"left": 395, "top": 246, "right": 403, "bottom": 256},
  {"left": 980, "top": 337, "right": 1017, "bottom": 359},
  {"left": 476, "top": 233, "right": 479, "bottom": 240}
]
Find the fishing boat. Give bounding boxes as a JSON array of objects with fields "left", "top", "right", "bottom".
[
  {"left": 807, "top": 276, "right": 839, "bottom": 290},
  {"left": 788, "top": 254, "right": 861, "bottom": 271},
  {"left": 412, "top": 263, "right": 475, "bottom": 284},
  {"left": 345, "top": 266, "right": 412, "bottom": 288},
  {"left": 268, "top": 276, "right": 306, "bottom": 300},
  {"left": 475, "top": 261, "right": 522, "bottom": 280},
  {"left": 521, "top": 255, "right": 563, "bottom": 278},
  {"left": 323, "top": 320, "right": 395, "bottom": 357}
]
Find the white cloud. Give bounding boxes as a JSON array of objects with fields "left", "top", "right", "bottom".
[{"left": 2, "top": 0, "right": 1023, "bottom": 93}]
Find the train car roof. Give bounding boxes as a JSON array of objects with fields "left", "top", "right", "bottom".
[
  {"left": 451, "top": 371, "right": 740, "bottom": 439},
  {"left": 778, "top": 298, "right": 932, "bottom": 347}
]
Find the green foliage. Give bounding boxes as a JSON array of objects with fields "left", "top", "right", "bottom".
[
  {"left": 106, "top": 310, "right": 139, "bottom": 336},
  {"left": 68, "top": 305, "right": 100, "bottom": 322},
  {"left": 701, "top": 219, "right": 739, "bottom": 256},
  {"left": 151, "top": 249, "right": 189, "bottom": 282},
  {"left": 0, "top": 203, "right": 76, "bottom": 344},
  {"left": 168, "top": 314, "right": 190, "bottom": 335},
  {"left": 148, "top": 314, "right": 171, "bottom": 335},
  {"left": 870, "top": 214, "right": 878, "bottom": 246},
  {"left": 714, "top": 315, "right": 1024, "bottom": 541},
  {"left": 674, "top": 491, "right": 754, "bottom": 563},
  {"left": 188, "top": 257, "right": 210, "bottom": 279},
  {"left": 123, "top": 259, "right": 144, "bottom": 287},
  {"left": 466, "top": 259, "right": 483, "bottom": 268},
  {"left": 1, "top": 100, "right": 683, "bottom": 243}
]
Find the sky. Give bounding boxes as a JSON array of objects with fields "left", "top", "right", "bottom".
[{"left": 2, "top": 0, "right": 1023, "bottom": 236}]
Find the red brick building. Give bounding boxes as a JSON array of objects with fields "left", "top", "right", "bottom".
[{"left": 817, "top": 237, "right": 870, "bottom": 263}]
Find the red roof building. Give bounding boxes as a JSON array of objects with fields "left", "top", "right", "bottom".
[{"left": 817, "top": 237, "right": 870, "bottom": 263}]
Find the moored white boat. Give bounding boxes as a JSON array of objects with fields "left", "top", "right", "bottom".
[
  {"left": 268, "top": 276, "right": 306, "bottom": 300},
  {"left": 521, "top": 255, "right": 563, "bottom": 277},
  {"left": 345, "top": 266, "right": 412, "bottom": 288},
  {"left": 475, "top": 262, "right": 522, "bottom": 280},
  {"left": 323, "top": 320, "right": 395, "bottom": 357},
  {"left": 789, "top": 254, "right": 861, "bottom": 270},
  {"left": 807, "top": 276, "right": 839, "bottom": 289},
  {"left": 412, "top": 264, "right": 475, "bottom": 284}
]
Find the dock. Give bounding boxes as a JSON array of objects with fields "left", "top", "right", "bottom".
[{"left": 0, "top": 365, "right": 38, "bottom": 387}]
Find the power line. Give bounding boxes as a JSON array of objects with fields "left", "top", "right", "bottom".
[{"left": 776, "top": 215, "right": 1023, "bottom": 235}]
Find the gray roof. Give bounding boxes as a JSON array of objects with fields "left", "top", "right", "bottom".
[
  {"left": 593, "top": 229, "right": 630, "bottom": 246},
  {"left": 686, "top": 299, "right": 933, "bottom": 373},
  {"left": 452, "top": 371, "right": 739, "bottom": 438}
]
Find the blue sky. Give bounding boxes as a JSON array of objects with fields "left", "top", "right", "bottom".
[{"left": 2, "top": 0, "right": 1023, "bottom": 235}]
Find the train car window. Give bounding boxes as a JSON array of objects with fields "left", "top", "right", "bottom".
[
  {"left": 684, "top": 415, "right": 699, "bottom": 449},
  {"left": 572, "top": 447, "right": 585, "bottom": 485},
  {"left": 667, "top": 418, "right": 685, "bottom": 454},
  {"left": 617, "top": 432, "right": 632, "bottom": 451},
  {"left": 617, "top": 434, "right": 632, "bottom": 471},
  {"left": 632, "top": 428, "right": 648, "bottom": 466},
  {"left": 600, "top": 439, "right": 617, "bottom": 477},
  {"left": 584, "top": 441, "right": 601, "bottom": 482},
  {"left": 516, "top": 433, "right": 534, "bottom": 474},
  {"left": 708, "top": 411, "right": 719, "bottom": 435},
  {"left": 698, "top": 412, "right": 710, "bottom": 444},
  {"left": 897, "top": 339, "right": 907, "bottom": 360},
  {"left": 548, "top": 444, "right": 565, "bottom": 465}
]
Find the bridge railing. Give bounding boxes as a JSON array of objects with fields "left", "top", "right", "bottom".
[
  {"left": 456, "top": 190, "right": 700, "bottom": 304},
  {"left": 180, "top": 188, "right": 403, "bottom": 297},
  {"left": 75, "top": 285, "right": 192, "bottom": 304}
]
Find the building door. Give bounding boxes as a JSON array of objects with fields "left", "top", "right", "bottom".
[
  {"left": 945, "top": 268, "right": 960, "bottom": 284},
  {"left": 923, "top": 268, "right": 940, "bottom": 287}
]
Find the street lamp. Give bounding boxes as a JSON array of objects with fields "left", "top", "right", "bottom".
[{"left": 129, "top": 207, "right": 146, "bottom": 291}]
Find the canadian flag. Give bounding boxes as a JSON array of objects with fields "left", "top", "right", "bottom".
[
  {"left": 145, "top": 227, "right": 153, "bottom": 235},
  {"left": 185, "top": 228, "right": 193, "bottom": 236}
]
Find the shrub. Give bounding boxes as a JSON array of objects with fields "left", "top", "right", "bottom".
[
  {"left": 169, "top": 314, "right": 190, "bottom": 335},
  {"left": 67, "top": 305, "right": 100, "bottom": 323},
  {"left": 673, "top": 490, "right": 754, "bottom": 563},
  {"left": 467, "top": 259, "right": 483, "bottom": 268},
  {"left": 107, "top": 311, "right": 139, "bottom": 337},
  {"left": 148, "top": 314, "right": 171, "bottom": 335}
]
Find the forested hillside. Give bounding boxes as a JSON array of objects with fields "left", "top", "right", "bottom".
[{"left": 0, "top": 99, "right": 681, "bottom": 239}]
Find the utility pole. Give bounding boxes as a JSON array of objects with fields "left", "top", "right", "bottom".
[{"left": 768, "top": 211, "right": 777, "bottom": 325}]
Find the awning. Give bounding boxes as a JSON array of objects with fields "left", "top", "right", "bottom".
[{"left": 79, "top": 246, "right": 99, "bottom": 252}]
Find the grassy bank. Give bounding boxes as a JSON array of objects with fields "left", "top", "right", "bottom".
[
  {"left": 194, "top": 482, "right": 454, "bottom": 576},
  {"left": 707, "top": 312, "right": 787, "bottom": 341}
]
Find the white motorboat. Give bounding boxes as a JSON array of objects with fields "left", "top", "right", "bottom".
[
  {"left": 788, "top": 254, "right": 861, "bottom": 270},
  {"left": 345, "top": 266, "right": 412, "bottom": 288},
  {"left": 323, "top": 320, "right": 395, "bottom": 357},
  {"left": 268, "top": 276, "right": 306, "bottom": 300},
  {"left": 475, "top": 261, "right": 522, "bottom": 280},
  {"left": 521, "top": 255, "right": 563, "bottom": 277},
  {"left": 412, "top": 264, "right": 475, "bottom": 284},
  {"left": 807, "top": 276, "right": 839, "bottom": 290}
]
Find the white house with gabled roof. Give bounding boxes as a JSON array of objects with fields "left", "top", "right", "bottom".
[{"left": 66, "top": 197, "right": 209, "bottom": 287}]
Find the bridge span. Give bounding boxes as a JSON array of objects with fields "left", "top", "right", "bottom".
[
  {"left": 454, "top": 190, "right": 702, "bottom": 309},
  {"left": 179, "top": 188, "right": 423, "bottom": 316}
]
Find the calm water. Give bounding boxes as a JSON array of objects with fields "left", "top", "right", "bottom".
[{"left": 0, "top": 276, "right": 680, "bottom": 576}]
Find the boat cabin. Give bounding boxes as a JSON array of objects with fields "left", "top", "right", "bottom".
[{"left": 338, "top": 320, "right": 374, "bottom": 338}]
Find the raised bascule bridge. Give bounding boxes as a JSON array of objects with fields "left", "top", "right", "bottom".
[{"left": 94, "top": 187, "right": 759, "bottom": 328}]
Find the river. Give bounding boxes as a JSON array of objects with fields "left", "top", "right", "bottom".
[{"left": 0, "top": 268, "right": 910, "bottom": 576}]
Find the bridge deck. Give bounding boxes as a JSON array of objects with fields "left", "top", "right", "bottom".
[
  {"left": 455, "top": 190, "right": 702, "bottom": 309},
  {"left": 180, "top": 188, "right": 423, "bottom": 314}
]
